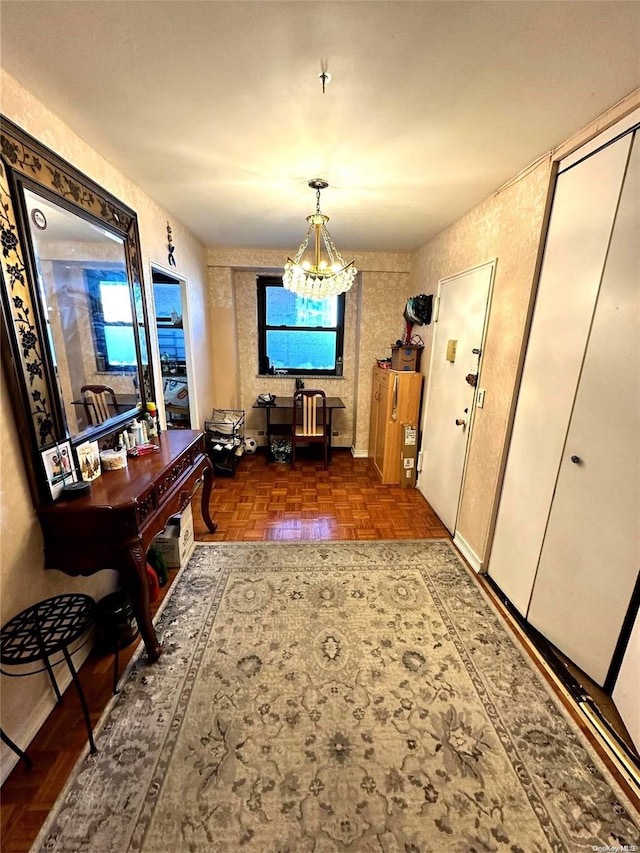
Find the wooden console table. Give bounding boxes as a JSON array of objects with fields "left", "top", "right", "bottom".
[{"left": 38, "top": 430, "right": 215, "bottom": 662}]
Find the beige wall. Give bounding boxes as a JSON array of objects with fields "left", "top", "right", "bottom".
[
  {"left": 0, "top": 70, "right": 210, "bottom": 781},
  {"left": 206, "top": 248, "right": 414, "bottom": 453}
]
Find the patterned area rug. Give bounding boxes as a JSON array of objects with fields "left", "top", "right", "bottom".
[{"left": 34, "top": 541, "right": 639, "bottom": 852}]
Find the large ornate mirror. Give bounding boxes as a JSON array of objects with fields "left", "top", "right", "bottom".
[{"left": 0, "top": 118, "right": 155, "bottom": 505}]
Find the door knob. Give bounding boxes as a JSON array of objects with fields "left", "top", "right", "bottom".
[
  {"left": 455, "top": 418, "right": 466, "bottom": 427},
  {"left": 570, "top": 455, "right": 582, "bottom": 464}
]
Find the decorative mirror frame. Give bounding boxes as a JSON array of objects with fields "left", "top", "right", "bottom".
[{"left": 0, "top": 117, "right": 156, "bottom": 506}]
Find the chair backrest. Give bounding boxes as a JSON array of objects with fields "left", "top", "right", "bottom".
[
  {"left": 293, "top": 389, "right": 327, "bottom": 436},
  {"left": 81, "top": 385, "right": 118, "bottom": 426}
]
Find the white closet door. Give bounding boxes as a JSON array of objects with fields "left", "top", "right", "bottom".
[
  {"left": 527, "top": 134, "right": 640, "bottom": 687},
  {"left": 488, "top": 133, "right": 634, "bottom": 615},
  {"left": 613, "top": 608, "right": 640, "bottom": 751}
]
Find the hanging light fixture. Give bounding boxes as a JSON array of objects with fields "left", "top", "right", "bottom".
[{"left": 283, "top": 179, "right": 357, "bottom": 300}]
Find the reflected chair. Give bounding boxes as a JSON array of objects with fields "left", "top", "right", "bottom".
[
  {"left": 291, "top": 389, "right": 328, "bottom": 470},
  {"left": 81, "top": 384, "right": 118, "bottom": 426}
]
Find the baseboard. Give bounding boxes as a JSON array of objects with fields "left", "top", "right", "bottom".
[
  {"left": 0, "top": 643, "right": 92, "bottom": 785},
  {"left": 351, "top": 448, "right": 369, "bottom": 458},
  {"left": 453, "top": 532, "right": 484, "bottom": 573}
]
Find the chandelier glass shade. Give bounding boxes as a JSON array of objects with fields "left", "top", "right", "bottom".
[{"left": 283, "top": 179, "right": 357, "bottom": 300}]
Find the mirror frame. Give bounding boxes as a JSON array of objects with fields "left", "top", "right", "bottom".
[{"left": 0, "top": 117, "right": 156, "bottom": 506}]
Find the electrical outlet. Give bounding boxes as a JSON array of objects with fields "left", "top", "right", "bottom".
[
  {"left": 258, "top": 431, "right": 265, "bottom": 436},
  {"left": 333, "top": 431, "right": 339, "bottom": 436}
]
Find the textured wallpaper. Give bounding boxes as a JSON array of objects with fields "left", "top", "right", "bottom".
[{"left": 411, "top": 160, "right": 553, "bottom": 564}]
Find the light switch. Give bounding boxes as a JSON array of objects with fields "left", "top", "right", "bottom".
[
  {"left": 476, "top": 388, "right": 486, "bottom": 408},
  {"left": 446, "top": 339, "right": 457, "bottom": 362}
]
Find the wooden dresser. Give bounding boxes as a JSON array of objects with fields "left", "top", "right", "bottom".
[
  {"left": 38, "top": 430, "right": 215, "bottom": 662},
  {"left": 369, "top": 367, "right": 423, "bottom": 484}
]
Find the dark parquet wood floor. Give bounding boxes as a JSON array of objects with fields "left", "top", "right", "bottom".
[
  {"left": 1, "top": 450, "right": 449, "bottom": 851},
  {"left": 196, "top": 449, "right": 450, "bottom": 541}
]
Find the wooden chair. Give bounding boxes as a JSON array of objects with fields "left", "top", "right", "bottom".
[
  {"left": 291, "top": 389, "right": 328, "bottom": 470},
  {"left": 81, "top": 384, "right": 118, "bottom": 426}
]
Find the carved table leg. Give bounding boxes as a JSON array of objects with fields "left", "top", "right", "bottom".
[
  {"left": 121, "top": 540, "right": 162, "bottom": 662},
  {"left": 200, "top": 461, "right": 217, "bottom": 533}
]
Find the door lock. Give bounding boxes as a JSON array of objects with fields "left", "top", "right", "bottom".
[
  {"left": 455, "top": 418, "right": 466, "bottom": 427},
  {"left": 465, "top": 373, "right": 478, "bottom": 387}
]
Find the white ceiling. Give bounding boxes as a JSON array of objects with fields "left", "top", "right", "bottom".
[{"left": 2, "top": 1, "right": 639, "bottom": 253}]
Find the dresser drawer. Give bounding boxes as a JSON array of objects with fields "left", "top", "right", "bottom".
[{"left": 156, "top": 450, "right": 194, "bottom": 502}]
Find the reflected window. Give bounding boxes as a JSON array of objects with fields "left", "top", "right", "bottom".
[{"left": 86, "top": 271, "right": 137, "bottom": 371}]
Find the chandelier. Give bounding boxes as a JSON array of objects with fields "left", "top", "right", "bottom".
[{"left": 283, "top": 179, "right": 357, "bottom": 300}]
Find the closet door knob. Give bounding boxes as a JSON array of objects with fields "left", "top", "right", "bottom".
[
  {"left": 570, "top": 455, "right": 582, "bottom": 464},
  {"left": 455, "top": 418, "right": 466, "bottom": 427}
]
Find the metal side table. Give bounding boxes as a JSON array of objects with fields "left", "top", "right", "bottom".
[{"left": 1, "top": 593, "right": 97, "bottom": 758}]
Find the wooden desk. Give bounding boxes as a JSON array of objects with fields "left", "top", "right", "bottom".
[
  {"left": 38, "top": 430, "right": 215, "bottom": 662},
  {"left": 253, "top": 396, "right": 345, "bottom": 462}
]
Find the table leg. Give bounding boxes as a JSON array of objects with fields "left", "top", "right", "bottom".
[
  {"left": 200, "top": 461, "right": 217, "bottom": 532},
  {"left": 265, "top": 408, "right": 273, "bottom": 463},
  {"left": 63, "top": 647, "right": 96, "bottom": 754},
  {"left": 121, "top": 541, "right": 162, "bottom": 662},
  {"left": 1, "top": 728, "right": 32, "bottom": 770},
  {"left": 34, "top": 617, "right": 62, "bottom": 702}
]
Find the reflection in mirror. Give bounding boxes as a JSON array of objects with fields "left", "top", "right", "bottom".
[{"left": 24, "top": 189, "right": 141, "bottom": 437}]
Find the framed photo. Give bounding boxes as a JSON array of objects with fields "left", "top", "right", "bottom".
[
  {"left": 76, "top": 440, "right": 102, "bottom": 482},
  {"left": 41, "top": 441, "right": 78, "bottom": 500}
]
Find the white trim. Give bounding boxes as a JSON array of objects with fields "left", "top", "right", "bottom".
[
  {"left": 351, "top": 447, "right": 369, "bottom": 458},
  {"left": 453, "top": 531, "right": 484, "bottom": 573},
  {"left": 149, "top": 263, "right": 196, "bottom": 429}
]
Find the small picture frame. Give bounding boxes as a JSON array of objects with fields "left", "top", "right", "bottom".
[
  {"left": 41, "top": 441, "right": 78, "bottom": 500},
  {"left": 76, "top": 440, "right": 102, "bottom": 482}
]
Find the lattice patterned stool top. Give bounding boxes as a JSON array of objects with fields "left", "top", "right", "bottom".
[{"left": 1, "top": 594, "right": 95, "bottom": 666}]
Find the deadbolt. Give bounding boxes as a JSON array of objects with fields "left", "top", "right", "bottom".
[{"left": 570, "top": 455, "right": 582, "bottom": 464}]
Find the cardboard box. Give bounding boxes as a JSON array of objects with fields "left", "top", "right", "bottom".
[
  {"left": 400, "top": 422, "right": 418, "bottom": 488},
  {"left": 391, "top": 345, "right": 422, "bottom": 372},
  {"left": 152, "top": 503, "right": 194, "bottom": 568}
]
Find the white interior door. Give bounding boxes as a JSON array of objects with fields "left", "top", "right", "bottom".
[
  {"left": 418, "top": 262, "right": 494, "bottom": 533},
  {"left": 526, "top": 133, "right": 640, "bottom": 687}
]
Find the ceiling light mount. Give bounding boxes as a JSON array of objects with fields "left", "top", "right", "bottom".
[
  {"left": 283, "top": 179, "right": 357, "bottom": 300},
  {"left": 319, "top": 59, "right": 331, "bottom": 93}
]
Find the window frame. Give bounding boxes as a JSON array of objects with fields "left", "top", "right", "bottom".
[
  {"left": 257, "top": 276, "right": 345, "bottom": 376},
  {"left": 86, "top": 268, "right": 138, "bottom": 373}
]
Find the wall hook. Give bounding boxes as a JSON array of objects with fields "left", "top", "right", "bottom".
[{"left": 167, "top": 222, "right": 176, "bottom": 267}]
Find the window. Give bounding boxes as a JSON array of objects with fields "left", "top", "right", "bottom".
[
  {"left": 257, "top": 276, "right": 345, "bottom": 376},
  {"left": 153, "top": 281, "right": 186, "bottom": 372},
  {"left": 86, "top": 269, "right": 138, "bottom": 372}
]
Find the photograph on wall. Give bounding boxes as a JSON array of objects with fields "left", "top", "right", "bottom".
[
  {"left": 41, "top": 441, "right": 78, "bottom": 499},
  {"left": 76, "top": 440, "right": 102, "bottom": 482}
]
